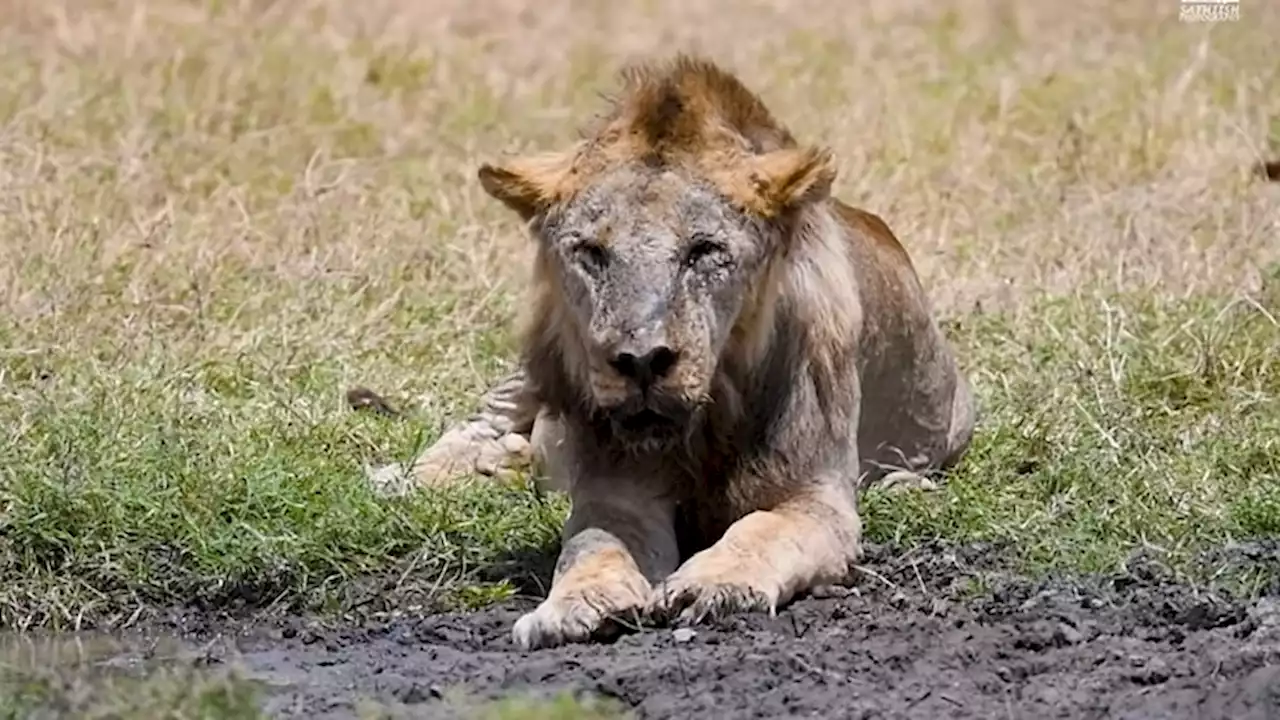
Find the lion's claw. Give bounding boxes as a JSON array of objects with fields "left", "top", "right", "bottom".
[
  {"left": 512, "top": 589, "right": 645, "bottom": 651},
  {"left": 648, "top": 564, "right": 778, "bottom": 626}
]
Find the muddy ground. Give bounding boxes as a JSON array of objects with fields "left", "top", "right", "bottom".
[{"left": 73, "top": 540, "right": 1269, "bottom": 719}]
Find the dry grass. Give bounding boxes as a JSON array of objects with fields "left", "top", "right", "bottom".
[
  {"left": 2, "top": 0, "right": 1276, "bottom": 328},
  {"left": 1, "top": 0, "right": 1278, "bottom": 644}
]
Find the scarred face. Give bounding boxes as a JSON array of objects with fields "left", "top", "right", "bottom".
[
  {"left": 476, "top": 93, "right": 837, "bottom": 449},
  {"left": 533, "top": 165, "right": 776, "bottom": 444}
]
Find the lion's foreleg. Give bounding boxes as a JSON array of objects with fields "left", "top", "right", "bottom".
[
  {"left": 512, "top": 467, "right": 680, "bottom": 650},
  {"left": 409, "top": 368, "right": 542, "bottom": 487},
  {"left": 649, "top": 482, "right": 861, "bottom": 624}
]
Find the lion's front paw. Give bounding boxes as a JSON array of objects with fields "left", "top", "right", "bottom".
[
  {"left": 512, "top": 585, "right": 647, "bottom": 651},
  {"left": 410, "top": 425, "right": 533, "bottom": 488},
  {"left": 648, "top": 558, "right": 779, "bottom": 626}
]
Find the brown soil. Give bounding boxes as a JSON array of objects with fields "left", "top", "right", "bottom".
[{"left": 147, "top": 540, "right": 1280, "bottom": 719}]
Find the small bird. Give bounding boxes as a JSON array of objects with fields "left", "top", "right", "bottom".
[{"left": 345, "top": 386, "right": 401, "bottom": 418}]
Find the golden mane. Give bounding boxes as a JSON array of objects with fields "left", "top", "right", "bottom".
[
  {"left": 479, "top": 54, "right": 836, "bottom": 221},
  {"left": 592, "top": 54, "right": 798, "bottom": 159}
]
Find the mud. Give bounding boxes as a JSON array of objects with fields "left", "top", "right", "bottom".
[
  {"left": 15, "top": 541, "right": 1280, "bottom": 719},
  {"left": 80, "top": 541, "right": 1266, "bottom": 719}
]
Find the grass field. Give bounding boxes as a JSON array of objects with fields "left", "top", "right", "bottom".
[{"left": 1, "top": 0, "right": 1278, "bottom": 715}]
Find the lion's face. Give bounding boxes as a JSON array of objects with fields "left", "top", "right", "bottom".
[
  {"left": 476, "top": 62, "right": 838, "bottom": 448},
  {"left": 537, "top": 165, "right": 774, "bottom": 442}
]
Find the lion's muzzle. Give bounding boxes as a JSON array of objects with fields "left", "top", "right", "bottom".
[{"left": 595, "top": 373, "right": 697, "bottom": 445}]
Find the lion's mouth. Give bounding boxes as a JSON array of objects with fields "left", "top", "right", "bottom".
[
  {"left": 616, "top": 408, "right": 676, "bottom": 433},
  {"left": 604, "top": 403, "right": 693, "bottom": 443},
  {"left": 596, "top": 387, "right": 698, "bottom": 444}
]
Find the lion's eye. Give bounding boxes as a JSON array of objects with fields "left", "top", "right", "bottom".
[
  {"left": 572, "top": 242, "right": 609, "bottom": 274},
  {"left": 683, "top": 236, "right": 728, "bottom": 270}
]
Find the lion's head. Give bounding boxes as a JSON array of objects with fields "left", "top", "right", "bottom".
[{"left": 477, "top": 56, "right": 839, "bottom": 449}]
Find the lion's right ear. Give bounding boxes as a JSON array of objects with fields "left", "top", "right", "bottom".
[{"left": 477, "top": 153, "right": 574, "bottom": 221}]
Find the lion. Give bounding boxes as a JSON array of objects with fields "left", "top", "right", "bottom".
[{"left": 408, "top": 54, "right": 976, "bottom": 650}]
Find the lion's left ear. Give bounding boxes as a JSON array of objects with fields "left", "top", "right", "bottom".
[
  {"left": 477, "top": 152, "right": 575, "bottom": 221},
  {"left": 746, "top": 146, "right": 837, "bottom": 216}
]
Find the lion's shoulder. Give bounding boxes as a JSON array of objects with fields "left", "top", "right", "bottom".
[{"left": 832, "top": 200, "right": 914, "bottom": 266}]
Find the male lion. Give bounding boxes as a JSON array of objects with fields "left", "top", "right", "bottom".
[{"left": 409, "top": 55, "right": 975, "bottom": 650}]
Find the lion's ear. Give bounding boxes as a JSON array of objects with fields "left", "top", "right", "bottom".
[
  {"left": 477, "top": 153, "right": 574, "bottom": 220},
  {"left": 747, "top": 146, "right": 836, "bottom": 215}
]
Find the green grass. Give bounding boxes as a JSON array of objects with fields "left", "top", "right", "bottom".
[
  {"left": 865, "top": 291, "right": 1280, "bottom": 575},
  {"left": 1, "top": 348, "right": 568, "bottom": 628},
  {"left": 5, "top": 290, "right": 1276, "bottom": 631}
]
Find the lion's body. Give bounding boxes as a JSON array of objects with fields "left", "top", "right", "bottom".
[
  {"left": 833, "top": 202, "right": 975, "bottom": 487},
  {"left": 408, "top": 55, "right": 974, "bottom": 650}
]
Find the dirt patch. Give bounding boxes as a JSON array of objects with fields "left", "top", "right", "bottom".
[{"left": 111, "top": 541, "right": 1275, "bottom": 719}]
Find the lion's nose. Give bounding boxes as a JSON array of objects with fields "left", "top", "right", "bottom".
[{"left": 608, "top": 345, "right": 678, "bottom": 388}]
